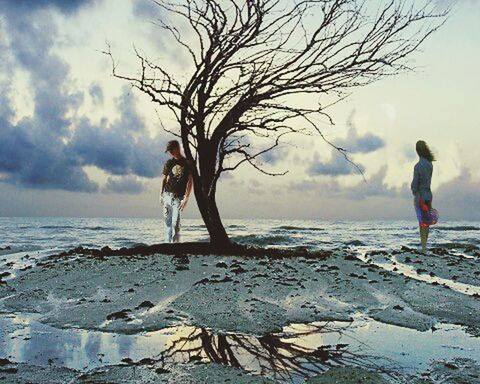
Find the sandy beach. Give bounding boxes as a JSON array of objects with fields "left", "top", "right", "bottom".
[{"left": 1, "top": 239, "right": 479, "bottom": 383}]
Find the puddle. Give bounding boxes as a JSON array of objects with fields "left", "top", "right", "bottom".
[
  {"left": 0, "top": 313, "right": 478, "bottom": 383},
  {"left": 357, "top": 251, "right": 480, "bottom": 296}
]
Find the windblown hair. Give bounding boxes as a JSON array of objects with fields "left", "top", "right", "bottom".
[{"left": 416, "top": 140, "right": 435, "bottom": 162}]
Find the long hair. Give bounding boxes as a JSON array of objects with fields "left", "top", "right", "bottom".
[{"left": 416, "top": 140, "right": 435, "bottom": 162}]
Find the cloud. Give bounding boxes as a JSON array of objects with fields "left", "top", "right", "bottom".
[
  {"left": 103, "top": 175, "right": 146, "bottom": 195},
  {"left": 307, "top": 150, "right": 365, "bottom": 176},
  {"left": 335, "top": 118, "right": 385, "bottom": 154},
  {"left": 0, "top": 12, "right": 96, "bottom": 192},
  {"left": 0, "top": 0, "right": 96, "bottom": 15},
  {"left": 306, "top": 114, "right": 384, "bottom": 177},
  {"left": 0, "top": 8, "right": 167, "bottom": 193},
  {"left": 403, "top": 145, "right": 417, "bottom": 160},
  {"left": 292, "top": 164, "right": 480, "bottom": 220},
  {"left": 346, "top": 166, "right": 406, "bottom": 200},
  {"left": 436, "top": 0, "right": 480, "bottom": 9},
  {"left": 435, "top": 169, "right": 480, "bottom": 220},
  {"left": 130, "top": 0, "right": 193, "bottom": 68},
  {"left": 69, "top": 95, "right": 165, "bottom": 178},
  {"left": 258, "top": 145, "right": 290, "bottom": 166},
  {"left": 89, "top": 83, "right": 104, "bottom": 104},
  {"left": 219, "top": 171, "right": 234, "bottom": 180},
  {"left": 133, "top": 0, "right": 163, "bottom": 19},
  {"left": 293, "top": 166, "right": 404, "bottom": 200},
  {"left": 247, "top": 178, "right": 266, "bottom": 195}
]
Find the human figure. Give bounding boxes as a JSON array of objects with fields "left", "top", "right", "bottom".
[
  {"left": 411, "top": 140, "right": 435, "bottom": 253},
  {"left": 160, "top": 140, "right": 193, "bottom": 243}
]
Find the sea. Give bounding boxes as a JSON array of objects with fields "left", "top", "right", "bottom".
[{"left": 1, "top": 217, "right": 479, "bottom": 257}]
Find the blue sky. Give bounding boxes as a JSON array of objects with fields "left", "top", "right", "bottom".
[{"left": 0, "top": 0, "right": 479, "bottom": 220}]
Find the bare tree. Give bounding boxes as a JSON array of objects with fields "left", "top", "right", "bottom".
[{"left": 105, "top": 0, "right": 446, "bottom": 247}]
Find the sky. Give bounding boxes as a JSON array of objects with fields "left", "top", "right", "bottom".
[{"left": 0, "top": 0, "right": 479, "bottom": 221}]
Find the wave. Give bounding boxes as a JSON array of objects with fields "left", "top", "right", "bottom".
[
  {"left": 81, "top": 226, "right": 115, "bottom": 231},
  {"left": 0, "top": 245, "right": 43, "bottom": 255},
  {"left": 433, "top": 242, "right": 479, "bottom": 250},
  {"left": 464, "top": 237, "right": 480, "bottom": 245},
  {"left": 344, "top": 240, "right": 365, "bottom": 246},
  {"left": 231, "top": 234, "right": 293, "bottom": 247},
  {"left": 358, "top": 226, "right": 414, "bottom": 231},
  {"left": 39, "top": 225, "right": 114, "bottom": 231},
  {"left": 40, "top": 225, "right": 76, "bottom": 229},
  {"left": 434, "top": 226, "right": 480, "bottom": 231},
  {"left": 274, "top": 226, "right": 325, "bottom": 232}
]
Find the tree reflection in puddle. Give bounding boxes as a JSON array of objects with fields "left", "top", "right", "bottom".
[
  {"left": 1, "top": 314, "right": 478, "bottom": 383},
  {"left": 156, "top": 322, "right": 395, "bottom": 382}
]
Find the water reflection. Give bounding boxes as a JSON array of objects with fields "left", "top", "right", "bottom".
[
  {"left": 156, "top": 323, "right": 391, "bottom": 382},
  {"left": 0, "top": 314, "right": 478, "bottom": 383}
]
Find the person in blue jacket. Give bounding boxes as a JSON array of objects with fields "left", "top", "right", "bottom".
[{"left": 411, "top": 140, "right": 436, "bottom": 253}]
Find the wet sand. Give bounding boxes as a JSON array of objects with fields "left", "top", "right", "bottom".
[{"left": 0, "top": 244, "right": 479, "bottom": 383}]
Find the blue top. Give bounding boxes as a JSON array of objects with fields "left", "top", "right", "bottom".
[{"left": 411, "top": 157, "right": 433, "bottom": 201}]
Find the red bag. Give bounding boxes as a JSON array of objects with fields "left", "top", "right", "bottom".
[{"left": 418, "top": 198, "right": 439, "bottom": 227}]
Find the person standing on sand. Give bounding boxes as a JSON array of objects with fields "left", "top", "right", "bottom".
[
  {"left": 160, "top": 140, "right": 193, "bottom": 243},
  {"left": 411, "top": 140, "right": 437, "bottom": 254}
]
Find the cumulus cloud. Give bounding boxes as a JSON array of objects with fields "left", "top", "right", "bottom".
[
  {"left": 403, "top": 145, "right": 417, "bottom": 160},
  {"left": 292, "top": 164, "right": 480, "bottom": 221},
  {"left": 0, "top": 0, "right": 96, "bottom": 15},
  {"left": 259, "top": 145, "right": 290, "bottom": 166},
  {"left": 435, "top": 169, "right": 480, "bottom": 220},
  {"left": 68, "top": 91, "right": 165, "bottom": 178},
  {"left": 346, "top": 166, "right": 407, "bottom": 200},
  {"left": 133, "top": 0, "right": 163, "bottom": 19},
  {"left": 103, "top": 175, "right": 145, "bottom": 194},
  {"left": 0, "top": 7, "right": 167, "bottom": 193},
  {"left": 335, "top": 115, "right": 385, "bottom": 154},
  {"left": 89, "top": 83, "right": 104, "bottom": 104},
  {"left": 306, "top": 114, "right": 384, "bottom": 177},
  {"left": 69, "top": 100, "right": 166, "bottom": 178},
  {"left": 0, "top": 12, "right": 96, "bottom": 191},
  {"left": 294, "top": 166, "right": 402, "bottom": 200},
  {"left": 307, "top": 150, "right": 365, "bottom": 177}
]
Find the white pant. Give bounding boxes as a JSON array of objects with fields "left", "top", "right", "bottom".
[{"left": 162, "top": 192, "right": 181, "bottom": 243}]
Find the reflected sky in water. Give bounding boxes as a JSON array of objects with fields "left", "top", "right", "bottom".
[{"left": 1, "top": 314, "right": 478, "bottom": 383}]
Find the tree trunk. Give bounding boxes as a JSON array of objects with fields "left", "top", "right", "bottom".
[
  {"left": 192, "top": 175, "right": 231, "bottom": 249},
  {"left": 181, "top": 126, "right": 230, "bottom": 248}
]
